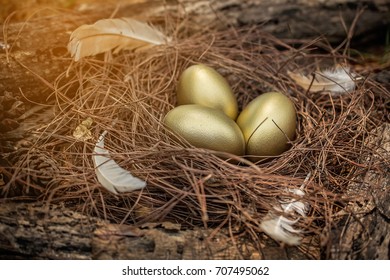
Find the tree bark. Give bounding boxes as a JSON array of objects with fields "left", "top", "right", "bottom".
[
  {"left": 0, "top": 201, "right": 309, "bottom": 260},
  {"left": 329, "top": 124, "right": 390, "bottom": 260}
]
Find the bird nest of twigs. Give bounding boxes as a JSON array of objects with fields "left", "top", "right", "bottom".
[{"left": 1, "top": 12, "right": 389, "bottom": 259}]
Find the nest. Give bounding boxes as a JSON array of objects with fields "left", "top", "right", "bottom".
[{"left": 1, "top": 12, "right": 389, "bottom": 259}]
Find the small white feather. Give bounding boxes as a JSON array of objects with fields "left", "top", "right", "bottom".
[
  {"left": 260, "top": 215, "right": 302, "bottom": 246},
  {"left": 280, "top": 189, "right": 308, "bottom": 217},
  {"left": 260, "top": 173, "right": 311, "bottom": 246},
  {"left": 68, "top": 17, "right": 168, "bottom": 61},
  {"left": 93, "top": 131, "right": 146, "bottom": 194},
  {"left": 288, "top": 66, "right": 357, "bottom": 94}
]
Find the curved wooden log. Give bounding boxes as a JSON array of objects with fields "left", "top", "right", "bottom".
[{"left": 0, "top": 201, "right": 309, "bottom": 260}]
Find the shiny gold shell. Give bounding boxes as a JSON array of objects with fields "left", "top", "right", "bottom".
[
  {"left": 176, "top": 64, "right": 238, "bottom": 120},
  {"left": 236, "top": 92, "right": 297, "bottom": 158},
  {"left": 164, "top": 104, "right": 245, "bottom": 155}
]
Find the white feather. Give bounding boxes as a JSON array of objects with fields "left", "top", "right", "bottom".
[
  {"left": 288, "top": 66, "right": 357, "bottom": 94},
  {"left": 93, "top": 131, "right": 146, "bottom": 194},
  {"left": 260, "top": 215, "right": 302, "bottom": 246},
  {"left": 280, "top": 189, "right": 308, "bottom": 217},
  {"left": 68, "top": 17, "right": 168, "bottom": 61},
  {"left": 260, "top": 173, "right": 311, "bottom": 246}
]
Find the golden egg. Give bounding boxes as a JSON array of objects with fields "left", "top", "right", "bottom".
[
  {"left": 164, "top": 104, "right": 245, "bottom": 155},
  {"left": 177, "top": 64, "right": 238, "bottom": 120},
  {"left": 236, "top": 92, "right": 297, "bottom": 158}
]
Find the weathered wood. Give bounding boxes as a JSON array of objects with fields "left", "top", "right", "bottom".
[
  {"left": 0, "top": 202, "right": 230, "bottom": 259},
  {"left": 0, "top": 201, "right": 309, "bottom": 260},
  {"left": 225, "top": 0, "right": 390, "bottom": 44},
  {"left": 330, "top": 124, "right": 390, "bottom": 260}
]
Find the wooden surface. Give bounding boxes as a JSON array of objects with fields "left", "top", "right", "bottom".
[
  {"left": 0, "top": 201, "right": 310, "bottom": 260},
  {"left": 1, "top": 0, "right": 389, "bottom": 259},
  {"left": 330, "top": 124, "right": 390, "bottom": 260}
]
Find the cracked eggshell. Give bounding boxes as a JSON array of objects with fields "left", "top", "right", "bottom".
[
  {"left": 164, "top": 104, "right": 245, "bottom": 155},
  {"left": 236, "top": 92, "right": 297, "bottom": 159},
  {"left": 176, "top": 64, "right": 238, "bottom": 120}
]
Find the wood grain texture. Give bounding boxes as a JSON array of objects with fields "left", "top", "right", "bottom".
[
  {"left": 0, "top": 202, "right": 275, "bottom": 260},
  {"left": 330, "top": 124, "right": 390, "bottom": 260}
]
